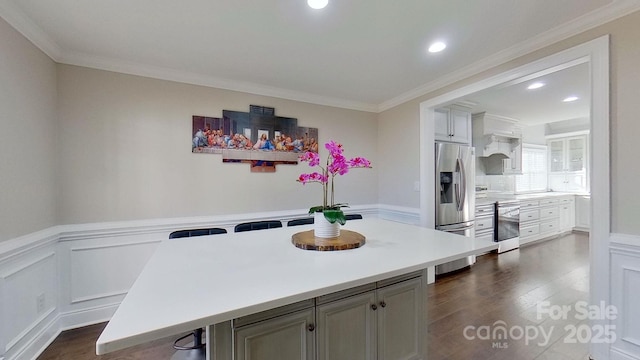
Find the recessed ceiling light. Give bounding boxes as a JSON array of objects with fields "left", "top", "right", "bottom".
[
  {"left": 428, "top": 41, "right": 446, "bottom": 53},
  {"left": 307, "top": 0, "right": 328, "bottom": 9},
  {"left": 563, "top": 96, "right": 579, "bottom": 102},
  {"left": 527, "top": 82, "right": 545, "bottom": 90}
]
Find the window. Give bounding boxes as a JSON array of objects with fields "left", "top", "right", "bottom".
[{"left": 516, "top": 145, "right": 548, "bottom": 192}]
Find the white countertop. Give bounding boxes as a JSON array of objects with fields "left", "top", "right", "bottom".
[
  {"left": 483, "top": 192, "right": 589, "bottom": 202},
  {"left": 96, "top": 218, "right": 498, "bottom": 355}
]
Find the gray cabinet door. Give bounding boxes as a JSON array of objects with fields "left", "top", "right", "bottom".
[
  {"left": 316, "top": 291, "right": 377, "bottom": 360},
  {"left": 234, "top": 308, "right": 315, "bottom": 360},
  {"left": 377, "top": 277, "right": 424, "bottom": 360}
]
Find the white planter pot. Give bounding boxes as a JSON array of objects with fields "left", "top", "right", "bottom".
[{"left": 314, "top": 212, "right": 341, "bottom": 238}]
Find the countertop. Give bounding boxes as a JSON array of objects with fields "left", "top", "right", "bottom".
[
  {"left": 96, "top": 218, "right": 498, "bottom": 355},
  {"left": 475, "top": 192, "right": 590, "bottom": 207}
]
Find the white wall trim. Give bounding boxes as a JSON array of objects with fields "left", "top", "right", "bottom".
[
  {"left": 0, "top": 251, "right": 54, "bottom": 279},
  {"left": 611, "top": 234, "right": 640, "bottom": 249},
  {"left": 0, "top": 227, "right": 59, "bottom": 263},
  {"left": 377, "top": 204, "right": 420, "bottom": 225}
]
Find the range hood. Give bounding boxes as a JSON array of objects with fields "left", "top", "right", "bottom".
[{"left": 472, "top": 112, "right": 522, "bottom": 158}]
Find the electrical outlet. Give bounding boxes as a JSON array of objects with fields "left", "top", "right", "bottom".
[
  {"left": 36, "top": 293, "right": 45, "bottom": 314},
  {"left": 413, "top": 181, "right": 420, "bottom": 192}
]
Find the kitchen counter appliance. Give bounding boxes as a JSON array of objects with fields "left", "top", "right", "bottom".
[
  {"left": 495, "top": 199, "right": 520, "bottom": 253},
  {"left": 435, "top": 142, "right": 476, "bottom": 275}
]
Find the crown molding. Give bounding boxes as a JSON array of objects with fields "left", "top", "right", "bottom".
[
  {"left": 58, "top": 51, "right": 380, "bottom": 113},
  {"left": 2, "top": 0, "right": 639, "bottom": 114},
  {"left": 0, "top": 0, "right": 61, "bottom": 60},
  {"left": 378, "top": 0, "right": 640, "bottom": 112}
]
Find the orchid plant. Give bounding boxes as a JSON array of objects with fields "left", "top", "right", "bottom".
[{"left": 298, "top": 141, "right": 372, "bottom": 224}]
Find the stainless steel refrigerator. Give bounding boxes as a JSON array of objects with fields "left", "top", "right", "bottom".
[{"left": 435, "top": 142, "right": 476, "bottom": 275}]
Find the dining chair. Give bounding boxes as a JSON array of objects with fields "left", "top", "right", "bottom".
[
  {"left": 234, "top": 220, "right": 282, "bottom": 232},
  {"left": 168, "top": 227, "right": 227, "bottom": 360},
  {"left": 287, "top": 217, "right": 314, "bottom": 226}
]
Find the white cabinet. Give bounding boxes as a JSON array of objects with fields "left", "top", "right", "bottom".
[
  {"left": 558, "top": 197, "right": 575, "bottom": 232},
  {"left": 235, "top": 308, "right": 316, "bottom": 360},
  {"left": 519, "top": 196, "right": 574, "bottom": 245},
  {"left": 547, "top": 134, "right": 588, "bottom": 192},
  {"left": 317, "top": 277, "right": 423, "bottom": 360},
  {"left": 574, "top": 195, "right": 591, "bottom": 231},
  {"left": 435, "top": 106, "right": 471, "bottom": 144}
]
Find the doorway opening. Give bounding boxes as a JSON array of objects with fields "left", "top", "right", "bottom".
[{"left": 419, "top": 35, "right": 610, "bottom": 358}]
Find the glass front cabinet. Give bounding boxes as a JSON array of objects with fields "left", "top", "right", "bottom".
[{"left": 547, "top": 134, "right": 589, "bottom": 192}]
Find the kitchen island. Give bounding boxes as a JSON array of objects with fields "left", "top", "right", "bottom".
[{"left": 96, "top": 218, "right": 498, "bottom": 359}]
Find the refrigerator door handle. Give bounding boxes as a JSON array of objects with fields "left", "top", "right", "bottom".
[
  {"left": 458, "top": 157, "right": 466, "bottom": 211},
  {"left": 454, "top": 160, "right": 460, "bottom": 210}
]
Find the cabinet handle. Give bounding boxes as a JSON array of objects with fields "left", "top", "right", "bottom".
[
  {"left": 380, "top": 301, "right": 386, "bottom": 308},
  {"left": 308, "top": 324, "right": 315, "bottom": 332},
  {"left": 371, "top": 304, "right": 378, "bottom": 311}
]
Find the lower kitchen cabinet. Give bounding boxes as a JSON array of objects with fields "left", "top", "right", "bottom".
[
  {"left": 558, "top": 196, "right": 575, "bottom": 232},
  {"left": 317, "top": 277, "right": 423, "bottom": 360},
  {"left": 519, "top": 195, "right": 575, "bottom": 245},
  {"left": 317, "top": 291, "right": 376, "bottom": 360},
  {"left": 235, "top": 308, "right": 315, "bottom": 360},
  {"left": 231, "top": 274, "right": 425, "bottom": 360},
  {"left": 377, "top": 277, "right": 423, "bottom": 360},
  {"left": 575, "top": 195, "right": 591, "bottom": 231}
]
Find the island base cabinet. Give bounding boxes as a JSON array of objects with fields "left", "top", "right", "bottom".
[
  {"left": 214, "top": 273, "right": 426, "bottom": 360},
  {"left": 316, "top": 291, "right": 377, "bottom": 360},
  {"left": 234, "top": 309, "right": 315, "bottom": 360},
  {"left": 317, "top": 277, "right": 424, "bottom": 360},
  {"left": 377, "top": 277, "right": 423, "bottom": 360}
]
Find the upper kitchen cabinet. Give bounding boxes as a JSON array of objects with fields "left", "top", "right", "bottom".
[
  {"left": 547, "top": 132, "right": 589, "bottom": 192},
  {"left": 472, "top": 112, "right": 522, "bottom": 175},
  {"left": 435, "top": 106, "right": 472, "bottom": 145}
]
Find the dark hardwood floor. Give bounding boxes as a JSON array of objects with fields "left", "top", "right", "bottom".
[
  {"left": 427, "top": 232, "right": 590, "bottom": 360},
  {"left": 38, "top": 233, "right": 589, "bottom": 360}
]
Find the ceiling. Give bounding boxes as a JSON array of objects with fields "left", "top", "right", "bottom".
[
  {"left": 462, "top": 62, "right": 590, "bottom": 126},
  {"left": 0, "top": 0, "right": 638, "bottom": 112}
]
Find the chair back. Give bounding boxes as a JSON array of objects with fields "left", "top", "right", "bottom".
[
  {"left": 234, "top": 220, "right": 282, "bottom": 233},
  {"left": 287, "top": 218, "right": 314, "bottom": 227},
  {"left": 169, "top": 228, "right": 227, "bottom": 239}
]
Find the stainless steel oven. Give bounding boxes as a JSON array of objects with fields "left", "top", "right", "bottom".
[{"left": 495, "top": 200, "right": 520, "bottom": 253}]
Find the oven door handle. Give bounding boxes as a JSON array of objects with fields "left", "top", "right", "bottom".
[{"left": 437, "top": 222, "right": 475, "bottom": 232}]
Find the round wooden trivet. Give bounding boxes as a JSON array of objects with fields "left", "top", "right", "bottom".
[{"left": 292, "top": 230, "right": 366, "bottom": 251}]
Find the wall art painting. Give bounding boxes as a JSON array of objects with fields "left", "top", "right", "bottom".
[{"left": 192, "top": 105, "right": 319, "bottom": 173}]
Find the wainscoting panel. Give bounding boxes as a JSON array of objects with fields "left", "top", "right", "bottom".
[
  {"left": 0, "top": 245, "right": 57, "bottom": 358},
  {"left": 610, "top": 236, "right": 640, "bottom": 359},
  {"left": 69, "top": 239, "right": 160, "bottom": 304}
]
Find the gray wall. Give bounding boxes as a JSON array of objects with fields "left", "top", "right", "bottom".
[
  {"left": 0, "top": 17, "right": 57, "bottom": 242},
  {"left": 56, "top": 65, "right": 378, "bottom": 224},
  {"left": 378, "top": 10, "right": 640, "bottom": 235}
]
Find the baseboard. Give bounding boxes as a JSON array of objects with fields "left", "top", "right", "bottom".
[{"left": 611, "top": 347, "right": 640, "bottom": 360}]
